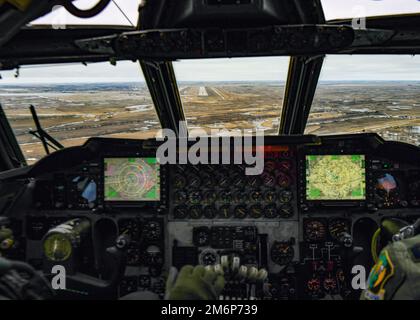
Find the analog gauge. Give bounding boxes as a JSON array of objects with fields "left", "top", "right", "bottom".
[
  {"left": 271, "top": 241, "right": 294, "bottom": 265},
  {"left": 203, "top": 205, "right": 217, "bottom": 219},
  {"left": 219, "top": 175, "right": 231, "bottom": 188},
  {"left": 173, "top": 174, "right": 187, "bottom": 189},
  {"left": 174, "top": 191, "right": 187, "bottom": 204},
  {"left": 250, "top": 190, "right": 263, "bottom": 202},
  {"left": 219, "top": 205, "right": 232, "bottom": 219},
  {"left": 173, "top": 206, "right": 188, "bottom": 219},
  {"left": 248, "top": 176, "right": 262, "bottom": 188},
  {"left": 233, "top": 205, "right": 247, "bottom": 219},
  {"left": 264, "top": 204, "right": 278, "bottom": 219},
  {"left": 233, "top": 191, "right": 246, "bottom": 203},
  {"left": 323, "top": 277, "right": 337, "bottom": 292},
  {"left": 304, "top": 220, "right": 327, "bottom": 242},
  {"left": 189, "top": 206, "right": 203, "bottom": 219},
  {"left": 307, "top": 278, "right": 321, "bottom": 293},
  {"left": 279, "top": 205, "right": 293, "bottom": 218},
  {"left": 232, "top": 175, "right": 246, "bottom": 188},
  {"left": 43, "top": 233, "right": 72, "bottom": 262},
  {"left": 329, "top": 218, "right": 350, "bottom": 241},
  {"left": 261, "top": 172, "right": 276, "bottom": 187},
  {"left": 189, "top": 191, "right": 202, "bottom": 204},
  {"left": 277, "top": 172, "right": 292, "bottom": 188},
  {"left": 203, "top": 191, "right": 217, "bottom": 204},
  {"left": 219, "top": 190, "right": 232, "bottom": 203},
  {"left": 199, "top": 249, "right": 219, "bottom": 266},
  {"left": 249, "top": 204, "right": 263, "bottom": 219},
  {"left": 200, "top": 172, "right": 213, "bottom": 187},
  {"left": 279, "top": 190, "right": 293, "bottom": 204},
  {"left": 278, "top": 160, "right": 292, "bottom": 172},
  {"left": 187, "top": 174, "right": 201, "bottom": 188},
  {"left": 264, "top": 190, "right": 277, "bottom": 202},
  {"left": 265, "top": 161, "right": 277, "bottom": 172}
]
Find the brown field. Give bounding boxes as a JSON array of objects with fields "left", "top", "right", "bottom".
[{"left": 0, "top": 82, "right": 419, "bottom": 164}]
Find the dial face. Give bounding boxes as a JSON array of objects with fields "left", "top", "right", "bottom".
[
  {"left": 261, "top": 172, "right": 276, "bottom": 187},
  {"left": 187, "top": 174, "right": 201, "bottom": 188},
  {"left": 247, "top": 176, "right": 261, "bottom": 188},
  {"left": 219, "top": 190, "right": 232, "bottom": 203},
  {"left": 250, "top": 190, "right": 262, "bottom": 202},
  {"left": 174, "top": 206, "right": 188, "bottom": 219},
  {"left": 203, "top": 191, "right": 217, "bottom": 204},
  {"left": 234, "top": 205, "right": 247, "bottom": 219},
  {"left": 279, "top": 205, "right": 293, "bottom": 218},
  {"left": 173, "top": 174, "right": 186, "bottom": 189},
  {"left": 219, "top": 205, "right": 232, "bottom": 219},
  {"left": 271, "top": 242, "right": 294, "bottom": 265},
  {"left": 43, "top": 233, "right": 72, "bottom": 262},
  {"left": 174, "top": 191, "right": 187, "bottom": 204},
  {"left": 233, "top": 191, "right": 247, "bottom": 203},
  {"left": 323, "top": 277, "right": 337, "bottom": 292},
  {"left": 264, "top": 204, "right": 278, "bottom": 218},
  {"left": 203, "top": 205, "right": 217, "bottom": 219},
  {"left": 249, "top": 205, "right": 263, "bottom": 219},
  {"left": 264, "top": 191, "right": 277, "bottom": 202},
  {"left": 279, "top": 190, "right": 293, "bottom": 203},
  {"left": 189, "top": 206, "right": 203, "bottom": 219},
  {"left": 199, "top": 249, "right": 219, "bottom": 266},
  {"left": 307, "top": 278, "right": 321, "bottom": 292},
  {"left": 189, "top": 191, "right": 202, "bottom": 204},
  {"left": 329, "top": 218, "right": 350, "bottom": 241},
  {"left": 277, "top": 172, "right": 292, "bottom": 188},
  {"left": 304, "top": 220, "right": 327, "bottom": 242},
  {"left": 278, "top": 160, "right": 292, "bottom": 172}
]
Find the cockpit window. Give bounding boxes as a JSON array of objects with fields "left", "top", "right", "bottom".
[
  {"left": 321, "top": 0, "right": 420, "bottom": 21},
  {"left": 305, "top": 55, "right": 420, "bottom": 146},
  {"left": 173, "top": 57, "right": 289, "bottom": 136},
  {"left": 30, "top": 0, "right": 141, "bottom": 27},
  {"left": 0, "top": 61, "right": 161, "bottom": 164}
]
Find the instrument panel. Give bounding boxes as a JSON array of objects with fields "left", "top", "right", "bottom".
[{"left": 2, "top": 134, "right": 420, "bottom": 300}]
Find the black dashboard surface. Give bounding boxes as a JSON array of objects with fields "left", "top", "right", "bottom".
[{"left": 1, "top": 133, "right": 419, "bottom": 300}]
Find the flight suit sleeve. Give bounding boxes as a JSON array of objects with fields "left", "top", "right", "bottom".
[{"left": 362, "top": 234, "right": 420, "bottom": 300}]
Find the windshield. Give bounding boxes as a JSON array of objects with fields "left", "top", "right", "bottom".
[
  {"left": 173, "top": 57, "right": 289, "bottom": 136},
  {"left": 322, "top": 0, "right": 420, "bottom": 20},
  {"left": 0, "top": 61, "right": 161, "bottom": 163},
  {"left": 305, "top": 55, "right": 420, "bottom": 146}
]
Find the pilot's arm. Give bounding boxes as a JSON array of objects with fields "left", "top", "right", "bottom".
[{"left": 362, "top": 234, "right": 420, "bottom": 300}]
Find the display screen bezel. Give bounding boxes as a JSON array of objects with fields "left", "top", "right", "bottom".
[
  {"left": 102, "top": 156, "right": 161, "bottom": 204},
  {"left": 304, "top": 154, "right": 367, "bottom": 202}
]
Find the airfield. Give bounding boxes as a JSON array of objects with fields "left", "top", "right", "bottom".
[{"left": 0, "top": 82, "right": 419, "bottom": 163}]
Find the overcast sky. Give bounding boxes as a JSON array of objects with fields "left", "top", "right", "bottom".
[{"left": 2, "top": 0, "right": 420, "bottom": 84}]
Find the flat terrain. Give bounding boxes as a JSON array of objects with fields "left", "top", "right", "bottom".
[{"left": 0, "top": 82, "right": 419, "bottom": 163}]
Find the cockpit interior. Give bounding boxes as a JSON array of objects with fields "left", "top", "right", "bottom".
[{"left": 0, "top": 0, "right": 419, "bottom": 300}]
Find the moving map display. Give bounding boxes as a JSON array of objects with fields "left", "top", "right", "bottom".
[
  {"left": 104, "top": 158, "right": 160, "bottom": 202},
  {"left": 306, "top": 155, "right": 366, "bottom": 200}
]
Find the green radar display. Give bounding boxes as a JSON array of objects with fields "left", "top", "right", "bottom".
[
  {"left": 104, "top": 158, "right": 160, "bottom": 202},
  {"left": 306, "top": 155, "right": 366, "bottom": 201}
]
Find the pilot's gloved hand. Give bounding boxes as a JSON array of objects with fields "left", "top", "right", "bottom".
[{"left": 165, "top": 265, "right": 225, "bottom": 300}]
